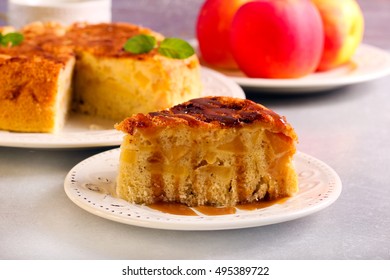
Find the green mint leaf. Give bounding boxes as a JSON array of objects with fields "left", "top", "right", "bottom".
[
  {"left": 0, "top": 32, "right": 24, "bottom": 47},
  {"left": 123, "top": 34, "right": 156, "bottom": 54},
  {"left": 158, "top": 38, "right": 195, "bottom": 59},
  {"left": 123, "top": 35, "right": 195, "bottom": 60}
]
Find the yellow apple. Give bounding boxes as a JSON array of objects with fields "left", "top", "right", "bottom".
[{"left": 311, "top": 0, "right": 364, "bottom": 71}]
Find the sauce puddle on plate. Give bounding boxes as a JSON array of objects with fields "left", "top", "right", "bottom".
[
  {"left": 148, "top": 197, "right": 288, "bottom": 216},
  {"left": 85, "top": 182, "right": 289, "bottom": 216}
]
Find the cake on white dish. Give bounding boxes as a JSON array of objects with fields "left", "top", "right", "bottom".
[{"left": 115, "top": 96, "right": 298, "bottom": 207}]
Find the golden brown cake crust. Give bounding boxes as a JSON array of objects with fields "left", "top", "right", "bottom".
[
  {"left": 116, "top": 96, "right": 297, "bottom": 140},
  {"left": 1, "top": 22, "right": 73, "bottom": 65},
  {"left": 0, "top": 56, "right": 64, "bottom": 103},
  {"left": 65, "top": 22, "right": 163, "bottom": 58},
  {"left": 0, "top": 22, "right": 72, "bottom": 110},
  {"left": 1, "top": 21, "right": 162, "bottom": 63}
]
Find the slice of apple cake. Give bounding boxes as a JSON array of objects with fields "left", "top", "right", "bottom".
[{"left": 115, "top": 96, "right": 298, "bottom": 207}]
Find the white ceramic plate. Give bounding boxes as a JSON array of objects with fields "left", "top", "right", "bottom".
[
  {"left": 201, "top": 44, "right": 390, "bottom": 93},
  {"left": 0, "top": 67, "right": 245, "bottom": 149},
  {"left": 64, "top": 148, "right": 342, "bottom": 231}
]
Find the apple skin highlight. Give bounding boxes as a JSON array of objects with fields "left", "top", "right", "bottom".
[
  {"left": 230, "top": 0, "right": 324, "bottom": 78},
  {"left": 196, "top": 0, "right": 252, "bottom": 70}
]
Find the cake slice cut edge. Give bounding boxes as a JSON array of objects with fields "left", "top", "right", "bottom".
[{"left": 0, "top": 55, "right": 75, "bottom": 133}]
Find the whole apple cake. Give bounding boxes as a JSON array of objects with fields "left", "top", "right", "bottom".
[
  {"left": 115, "top": 96, "right": 298, "bottom": 207},
  {"left": 0, "top": 22, "right": 202, "bottom": 133}
]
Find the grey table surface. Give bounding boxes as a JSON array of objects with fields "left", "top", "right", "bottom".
[{"left": 1, "top": 0, "right": 390, "bottom": 259}]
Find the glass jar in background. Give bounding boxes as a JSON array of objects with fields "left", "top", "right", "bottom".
[{"left": 4, "top": 0, "right": 111, "bottom": 28}]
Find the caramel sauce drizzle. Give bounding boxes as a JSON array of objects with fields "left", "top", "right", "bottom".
[
  {"left": 235, "top": 197, "right": 289, "bottom": 210},
  {"left": 86, "top": 178, "right": 289, "bottom": 216},
  {"left": 149, "top": 202, "right": 198, "bottom": 216},
  {"left": 235, "top": 155, "right": 246, "bottom": 202},
  {"left": 148, "top": 197, "right": 288, "bottom": 216},
  {"left": 167, "top": 96, "right": 286, "bottom": 128},
  {"left": 148, "top": 151, "right": 165, "bottom": 199},
  {"left": 195, "top": 205, "right": 236, "bottom": 216}
]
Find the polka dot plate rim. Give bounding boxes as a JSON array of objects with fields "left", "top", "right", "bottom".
[{"left": 64, "top": 148, "right": 342, "bottom": 231}]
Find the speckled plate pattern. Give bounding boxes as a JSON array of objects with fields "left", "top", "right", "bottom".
[
  {"left": 0, "top": 67, "right": 245, "bottom": 149},
  {"left": 64, "top": 148, "right": 342, "bottom": 231}
]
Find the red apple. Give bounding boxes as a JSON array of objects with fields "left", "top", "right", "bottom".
[
  {"left": 311, "top": 0, "right": 364, "bottom": 71},
  {"left": 196, "top": 0, "right": 252, "bottom": 70},
  {"left": 230, "top": 0, "right": 324, "bottom": 78}
]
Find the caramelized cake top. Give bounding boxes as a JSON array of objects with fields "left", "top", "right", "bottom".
[
  {"left": 0, "top": 21, "right": 164, "bottom": 63},
  {"left": 0, "top": 22, "right": 73, "bottom": 65},
  {"left": 65, "top": 22, "right": 163, "bottom": 58},
  {"left": 116, "top": 96, "right": 297, "bottom": 140}
]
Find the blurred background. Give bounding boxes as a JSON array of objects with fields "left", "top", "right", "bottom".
[{"left": 0, "top": 0, "right": 389, "bottom": 50}]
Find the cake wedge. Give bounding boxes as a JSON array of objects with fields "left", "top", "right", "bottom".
[{"left": 115, "top": 96, "right": 298, "bottom": 207}]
